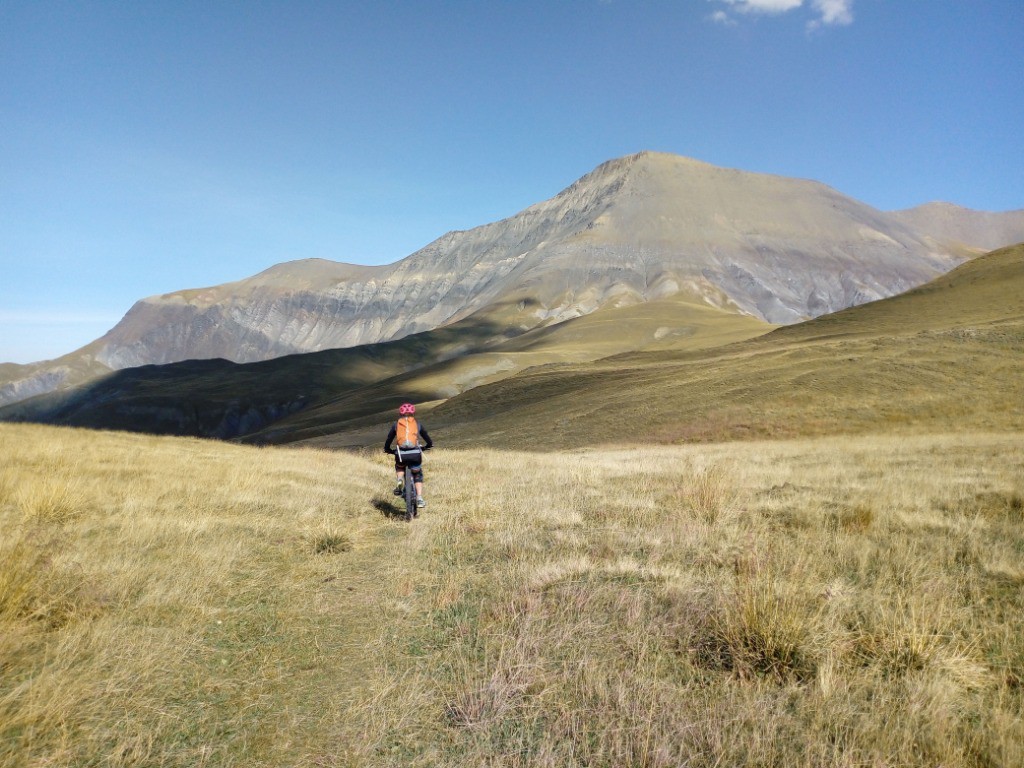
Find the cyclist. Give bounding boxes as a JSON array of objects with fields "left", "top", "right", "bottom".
[{"left": 384, "top": 402, "right": 433, "bottom": 509}]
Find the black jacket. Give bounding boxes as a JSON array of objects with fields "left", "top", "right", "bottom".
[{"left": 384, "top": 422, "right": 433, "bottom": 453}]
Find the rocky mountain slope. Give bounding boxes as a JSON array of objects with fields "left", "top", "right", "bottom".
[
  {"left": 4, "top": 152, "right": 1023, "bottom": 408},
  {"left": 91, "top": 153, "right": 978, "bottom": 369},
  {"left": 0, "top": 343, "right": 111, "bottom": 409}
]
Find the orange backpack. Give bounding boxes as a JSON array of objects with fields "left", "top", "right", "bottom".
[{"left": 395, "top": 416, "right": 420, "bottom": 449}]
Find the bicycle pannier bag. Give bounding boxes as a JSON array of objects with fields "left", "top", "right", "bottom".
[{"left": 396, "top": 416, "right": 420, "bottom": 449}]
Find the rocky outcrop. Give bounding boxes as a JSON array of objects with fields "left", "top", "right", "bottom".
[
  {"left": 0, "top": 350, "right": 112, "bottom": 408},
  {"left": 0, "top": 366, "right": 72, "bottom": 405}
]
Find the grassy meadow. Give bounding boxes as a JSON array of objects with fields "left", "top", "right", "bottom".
[{"left": 3, "top": 422, "right": 1023, "bottom": 766}]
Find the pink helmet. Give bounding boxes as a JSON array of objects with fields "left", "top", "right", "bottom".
[{"left": 398, "top": 402, "right": 416, "bottom": 416}]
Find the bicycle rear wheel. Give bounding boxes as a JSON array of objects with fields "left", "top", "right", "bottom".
[{"left": 404, "top": 467, "right": 416, "bottom": 521}]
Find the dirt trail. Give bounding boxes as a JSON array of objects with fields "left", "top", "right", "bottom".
[{"left": 288, "top": 492, "right": 421, "bottom": 765}]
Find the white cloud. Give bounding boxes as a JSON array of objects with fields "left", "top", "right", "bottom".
[
  {"left": 708, "top": 0, "right": 854, "bottom": 28},
  {"left": 812, "top": 0, "right": 853, "bottom": 26},
  {"left": 716, "top": 0, "right": 803, "bottom": 14}
]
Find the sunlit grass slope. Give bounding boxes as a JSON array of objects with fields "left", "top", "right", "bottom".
[
  {"left": 3, "top": 423, "right": 1022, "bottom": 766},
  {"left": 426, "top": 243, "right": 1024, "bottom": 449}
]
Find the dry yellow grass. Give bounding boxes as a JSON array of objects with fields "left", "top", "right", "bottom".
[
  {"left": 347, "top": 435, "right": 1024, "bottom": 767},
  {"left": 0, "top": 423, "right": 400, "bottom": 767},
  {"left": 2, "top": 424, "right": 1023, "bottom": 766}
]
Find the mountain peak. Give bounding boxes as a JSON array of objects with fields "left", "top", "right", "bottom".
[{"left": 584, "top": 151, "right": 715, "bottom": 178}]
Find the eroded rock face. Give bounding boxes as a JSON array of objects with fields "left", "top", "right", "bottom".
[
  {"left": 0, "top": 367, "right": 75, "bottom": 405},
  {"left": 5, "top": 152, "right": 1024, "bottom": 407},
  {"left": 0, "top": 349, "right": 112, "bottom": 409}
]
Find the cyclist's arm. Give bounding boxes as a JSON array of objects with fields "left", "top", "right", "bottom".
[
  {"left": 383, "top": 424, "right": 397, "bottom": 453},
  {"left": 419, "top": 425, "right": 433, "bottom": 449}
]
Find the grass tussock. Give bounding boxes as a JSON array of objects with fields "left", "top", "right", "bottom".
[
  {"left": 0, "top": 529, "right": 100, "bottom": 630},
  {"left": 687, "top": 579, "right": 821, "bottom": 683},
  {"left": 14, "top": 477, "right": 86, "bottom": 524},
  {"left": 675, "top": 462, "right": 736, "bottom": 523},
  {"left": 2, "top": 424, "right": 1023, "bottom": 766},
  {"left": 310, "top": 529, "right": 354, "bottom": 555}
]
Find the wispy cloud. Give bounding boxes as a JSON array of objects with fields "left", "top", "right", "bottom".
[
  {"left": 708, "top": 0, "right": 854, "bottom": 29},
  {"left": 717, "top": 0, "right": 804, "bottom": 13},
  {"left": 811, "top": 0, "right": 853, "bottom": 26}
]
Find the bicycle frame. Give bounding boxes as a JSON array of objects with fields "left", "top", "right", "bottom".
[
  {"left": 403, "top": 465, "right": 416, "bottom": 521},
  {"left": 395, "top": 443, "right": 422, "bottom": 521}
]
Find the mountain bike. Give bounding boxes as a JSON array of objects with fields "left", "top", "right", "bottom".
[
  {"left": 394, "top": 445, "right": 427, "bottom": 521},
  {"left": 401, "top": 463, "right": 417, "bottom": 521}
]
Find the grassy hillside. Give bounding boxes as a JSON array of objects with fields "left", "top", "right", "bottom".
[
  {"left": 409, "top": 243, "right": 1024, "bottom": 450},
  {"left": 253, "top": 294, "right": 768, "bottom": 446},
  {"left": 0, "top": 293, "right": 768, "bottom": 442},
  {"left": 766, "top": 239, "right": 1024, "bottom": 341},
  {"left": 3, "top": 423, "right": 1022, "bottom": 766},
  {"left": 0, "top": 310, "right": 520, "bottom": 436},
  {"left": 4, "top": 244, "right": 1019, "bottom": 451}
]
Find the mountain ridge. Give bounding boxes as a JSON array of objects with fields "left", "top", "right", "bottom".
[
  {"left": 3, "top": 152, "right": 1023, "bottom": 408},
  {"left": 890, "top": 201, "right": 1024, "bottom": 252},
  {"left": 88, "top": 152, "right": 988, "bottom": 367}
]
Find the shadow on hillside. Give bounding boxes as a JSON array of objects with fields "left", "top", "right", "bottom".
[
  {"left": 372, "top": 496, "right": 406, "bottom": 519},
  {"left": 0, "top": 311, "right": 530, "bottom": 443}
]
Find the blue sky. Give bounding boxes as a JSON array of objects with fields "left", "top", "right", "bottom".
[{"left": 1, "top": 0, "right": 1022, "bottom": 364}]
